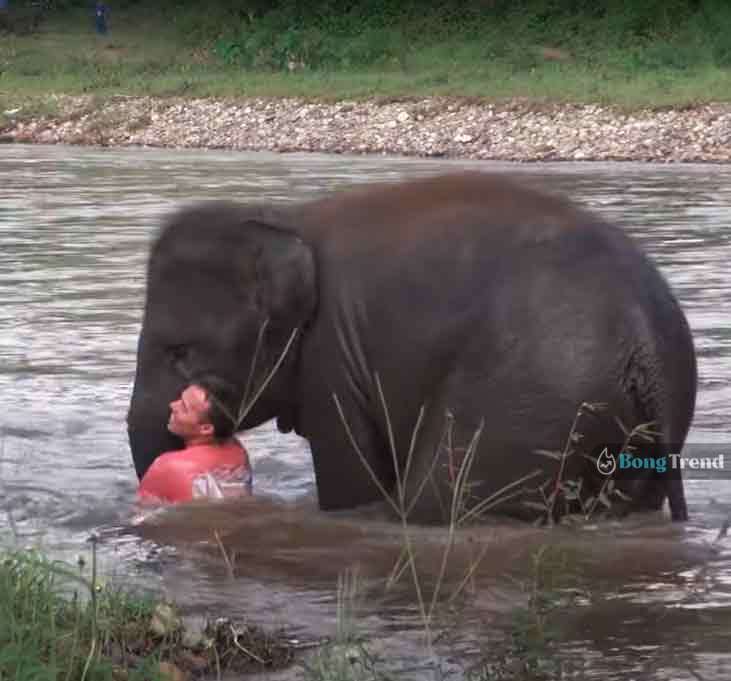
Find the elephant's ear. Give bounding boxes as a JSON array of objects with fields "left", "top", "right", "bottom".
[{"left": 243, "top": 220, "right": 317, "bottom": 330}]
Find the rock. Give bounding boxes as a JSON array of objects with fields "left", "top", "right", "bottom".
[
  {"left": 149, "top": 603, "right": 182, "bottom": 638},
  {"left": 454, "top": 133, "right": 474, "bottom": 143},
  {"left": 540, "top": 46, "right": 572, "bottom": 62},
  {"left": 180, "top": 615, "right": 208, "bottom": 649},
  {"left": 178, "top": 652, "right": 209, "bottom": 673},
  {"left": 111, "top": 667, "right": 129, "bottom": 681},
  {"left": 158, "top": 662, "right": 188, "bottom": 681}
]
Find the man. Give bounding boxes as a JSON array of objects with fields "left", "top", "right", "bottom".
[
  {"left": 137, "top": 377, "right": 252, "bottom": 504},
  {"left": 94, "top": 2, "right": 108, "bottom": 35},
  {"left": 0, "top": 0, "right": 8, "bottom": 33}
]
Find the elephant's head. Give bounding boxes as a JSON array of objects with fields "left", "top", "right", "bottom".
[{"left": 127, "top": 201, "right": 316, "bottom": 479}]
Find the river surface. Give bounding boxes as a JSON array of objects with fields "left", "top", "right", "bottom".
[{"left": 0, "top": 145, "right": 729, "bottom": 679}]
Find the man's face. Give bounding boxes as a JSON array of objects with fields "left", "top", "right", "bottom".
[{"left": 168, "top": 384, "right": 214, "bottom": 441}]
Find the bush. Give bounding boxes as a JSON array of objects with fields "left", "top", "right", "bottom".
[{"left": 180, "top": 0, "right": 731, "bottom": 73}]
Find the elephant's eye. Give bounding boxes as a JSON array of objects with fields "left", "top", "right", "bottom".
[
  {"left": 167, "top": 344, "right": 187, "bottom": 358},
  {"left": 166, "top": 344, "right": 191, "bottom": 366}
]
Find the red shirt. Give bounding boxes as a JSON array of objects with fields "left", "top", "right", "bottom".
[{"left": 137, "top": 440, "right": 252, "bottom": 504}]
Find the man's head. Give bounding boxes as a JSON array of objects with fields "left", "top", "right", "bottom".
[{"left": 167, "top": 376, "right": 240, "bottom": 444}]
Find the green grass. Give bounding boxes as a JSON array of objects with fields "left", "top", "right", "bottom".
[
  {"left": 0, "top": 537, "right": 589, "bottom": 681},
  {"left": 0, "top": 546, "right": 162, "bottom": 681},
  {"left": 1, "top": 2, "right": 731, "bottom": 110},
  {"left": 296, "top": 544, "right": 585, "bottom": 681},
  {"left": 0, "top": 543, "right": 293, "bottom": 680},
  {"left": 0, "top": 534, "right": 577, "bottom": 681}
]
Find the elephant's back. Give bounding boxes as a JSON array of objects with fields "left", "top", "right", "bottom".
[
  {"left": 298, "top": 171, "right": 589, "bottom": 249},
  {"left": 293, "top": 171, "right": 693, "bottom": 359},
  {"left": 294, "top": 171, "right": 660, "bottom": 311}
]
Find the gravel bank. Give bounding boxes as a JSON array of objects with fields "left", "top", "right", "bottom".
[{"left": 2, "top": 95, "right": 731, "bottom": 162}]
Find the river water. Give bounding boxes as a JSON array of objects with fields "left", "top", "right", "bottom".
[{"left": 0, "top": 144, "right": 729, "bottom": 679}]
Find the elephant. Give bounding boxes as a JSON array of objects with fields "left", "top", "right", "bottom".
[{"left": 127, "top": 171, "right": 696, "bottom": 524}]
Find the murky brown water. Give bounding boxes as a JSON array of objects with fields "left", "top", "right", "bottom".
[{"left": 1, "top": 145, "right": 729, "bottom": 678}]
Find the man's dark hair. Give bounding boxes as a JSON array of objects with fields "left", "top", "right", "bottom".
[{"left": 191, "top": 375, "right": 241, "bottom": 440}]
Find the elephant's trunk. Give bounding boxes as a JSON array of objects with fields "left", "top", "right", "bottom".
[{"left": 127, "top": 386, "right": 183, "bottom": 480}]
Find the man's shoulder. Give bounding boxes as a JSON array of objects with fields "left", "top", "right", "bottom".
[
  {"left": 144, "top": 441, "right": 249, "bottom": 479},
  {"left": 183, "top": 440, "right": 249, "bottom": 467}
]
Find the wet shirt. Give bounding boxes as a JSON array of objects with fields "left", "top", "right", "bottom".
[{"left": 137, "top": 440, "right": 252, "bottom": 504}]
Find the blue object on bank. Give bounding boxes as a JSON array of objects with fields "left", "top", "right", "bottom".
[{"left": 94, "top": 2, "right": 108, "bottom": 34}]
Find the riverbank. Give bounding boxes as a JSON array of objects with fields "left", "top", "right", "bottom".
[
  {"left": 1, "top": 534, "right": 581, "bottom": 681},
  {"left": 0, "top": 545, "right": 296, "bottom": 680},
  {"left": 2, "top": 94, "right": 731, "bottom": 162}
]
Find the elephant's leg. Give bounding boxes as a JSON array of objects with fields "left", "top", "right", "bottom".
[
  {"left": 399, "top": 369, "right": 625, "bottom": 525},
  {"left": 386, "top": 394, "right": 456, "bottom": 524},
  {"left": 398, "top": 396, "right": 555, "bottom": 525},
  {"left": 613, "top": 443, "right": 688, "bottom": 521},
  {"left": 302, "top": 389, "right": 396, "bottom": 511}
]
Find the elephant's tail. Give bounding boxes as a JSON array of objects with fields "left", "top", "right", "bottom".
[
  {"left": 665, "top": 454, "right": 689, "bottom": 522},
  {"left": 623, "top": 298, "right": 696, "bottom": 522},
  {"left": 657, "top": 416, "right": 689, "bottom": 522},
  {"left": 657, "top": 315, "right": 696, "bottom": 524}
]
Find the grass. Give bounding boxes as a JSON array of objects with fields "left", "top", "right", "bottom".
[
  {"left": 1, "top": 3, "right": 731, "bottom": 111},
  {"left": 296, "top": 542, "right": 587, "bottom": 681},
  {"left": 1, "top": 543, "right": 161, "bottom": 681},
  {"left": 463, "top": 544, "right": 587, "bottom": 681},
  {"left": 301, "top": 568, "right": 396, "bottom": 681},
  {"left": 0, "top": 539, "right": 294, "bottom": 680}
]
